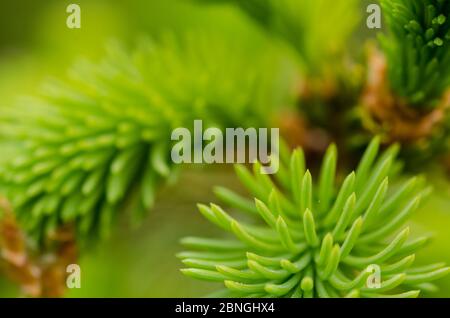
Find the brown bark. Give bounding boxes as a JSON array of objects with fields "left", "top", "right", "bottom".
[
  {"left": 276, "top": 110, "right": 330, "bottom": 155},
  {"left": 0, "top": 197, "right": 77, "bottom": 297},
  {"left": 362, "top": 48, "right": 450, "bottom": 143}
]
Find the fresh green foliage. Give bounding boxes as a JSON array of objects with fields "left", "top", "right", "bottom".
[
  {"left": 0, "top": 31, "right": 275, "bottom": 242},
  {"left": 201, "top": 0, "right": 360, "bottom": 75},
  {"left": 379, "top": 0, "right": 450, "bottom": 108},
  {"left": 180, "top": 138, "right": 450, "bottom": 297}
]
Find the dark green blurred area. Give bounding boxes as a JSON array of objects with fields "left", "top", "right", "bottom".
[{"left": 0, "top": 0, "right": 449, "bottom": 298}]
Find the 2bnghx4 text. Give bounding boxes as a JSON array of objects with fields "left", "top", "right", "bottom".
[{"left": 175, "top": 302, "right": 276, "bottom": 315}]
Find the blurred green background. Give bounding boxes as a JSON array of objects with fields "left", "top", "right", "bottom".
[{"left": 0, "top": 0, "right": 449, "bottom": 297}]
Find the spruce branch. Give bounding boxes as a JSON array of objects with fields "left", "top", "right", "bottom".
[
  {"left": 179, "top": 138, "right": 450, "bottom": 297},
  {"left": 379, "top": 0, "right": 450, "bottom": 108},
  {"left": 0, "top": 31, "right": 274, "bottom": 243},
  {"left": 358, "top": 1, "right": 450, "bottom": 163}
]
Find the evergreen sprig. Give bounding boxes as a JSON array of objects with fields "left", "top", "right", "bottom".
[
  {"left": 379, "top": 0, "right": 450, "bottom": 108},
  {"left": 180, "top": 138, "right": 450, "bottom": 297},
  {"left": 0, "top": 31, "right": 274, "bottom": 242}
]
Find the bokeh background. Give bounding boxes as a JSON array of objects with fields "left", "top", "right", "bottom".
[{"left": 0, "top": 0, "right": 449, "bottom": 297}]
